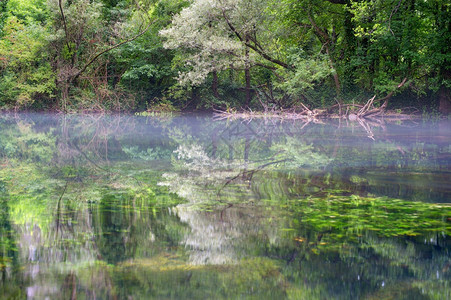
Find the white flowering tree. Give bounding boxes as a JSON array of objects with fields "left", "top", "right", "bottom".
[{"left": 160, "top": 0, "right": 291, "bottom": 106}]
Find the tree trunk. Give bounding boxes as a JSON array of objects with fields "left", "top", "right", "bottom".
[
  {"left": 245, "top": 42, "right": 251, "bottom": 107},
  {"left": 307, "top": 14, "right": 342, "bottom": 104},
  {"left": 438, "top": 3, "right": 451, "bottom": 115},
  {"left": 439, "top": 85, "right": 451, "bottom": 114},
  {"left": 212, "top": 70, "right": 219, "bottom": 99},
  {"left": 191, "top": 87, "right": 199, "bottom": 108}
]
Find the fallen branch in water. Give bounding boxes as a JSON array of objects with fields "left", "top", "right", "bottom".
[
  {"left": 213, "top": 106, "right": 413, "bottom": 122},
  {"left": 348, "top": 78, "right": 409, "bottom": 120},
  {"left": 213, "top": 109, "right": 314, "bottom": 121},
  {"left": 214, "top": 78, "right": 413, "bottom": 122}
]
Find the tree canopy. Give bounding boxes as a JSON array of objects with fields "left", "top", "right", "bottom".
[{"left": 0, "top": 0, "right": 449, "bottom": 112}]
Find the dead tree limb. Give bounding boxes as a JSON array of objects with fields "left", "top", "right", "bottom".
[
  {"left": 344, "top": 77, "right": 408, "bottom": 119},
  {"left": 374, "top": 77, "right": 408, "bottom": 104}
]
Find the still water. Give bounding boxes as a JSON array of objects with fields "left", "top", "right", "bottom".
[{"left": 0, "top": 113, "right": 450, "bottom": 299}]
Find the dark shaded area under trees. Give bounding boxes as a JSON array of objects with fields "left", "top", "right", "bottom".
[{"left": 0, "top": 0, "right": 449, "bottom": 114}]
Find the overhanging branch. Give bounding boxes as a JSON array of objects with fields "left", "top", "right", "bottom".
[
  {"left": 72, "top": 20, "right": 154, "bottom": 82},
  {"left": 221, "top": 8, "right": 291, "bottom": 69}
]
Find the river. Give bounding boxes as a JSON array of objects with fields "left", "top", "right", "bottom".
[{"left": 0, "top": 113, "right": 450, "bottom": 299}]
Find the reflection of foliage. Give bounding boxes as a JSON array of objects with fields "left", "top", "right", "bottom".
[
  {"left": 175, "top": 204, "right": 287, "bottom": 265},
  {"left": 161, "top": 144, "right": 240, "bottom": 203},
  {"left": 270, "top": 137, "right": 331, "bottom": 169},
  {"left": 0, "top": 161, "right": 62, "bottom": 232},
  {"left": 0, "top": 120, "right": 56, "bottom": 163},
  {"left": 0, "top": 159, "right": 189, "bottom": 298},
  {"left": 274, "top": 193, "right": 451, "bottom": 299},
  {"left": 113, "top": 256, "right": 286, "bottom": 299},
  {"left": 174, "top": 144, "right": 222, "bottom": 170},
  {"left": 165, "top": 139, "right": 330, "bottom": 204},
  {"left": 0, "top": 181, "right": 17, "bottom": 274},
  {"left": 122, "top": 146, "right": 172, "bottom": 161},
  {"left": 0, "top": 115, "right": 450, "bottom": 299},
  {"left": 94, "top": 186, "right": 184, "bottom": 264}
]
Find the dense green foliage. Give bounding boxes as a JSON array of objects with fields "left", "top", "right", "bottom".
[{"left": 0, "top": 0, "right": 449, "bottom": 112}]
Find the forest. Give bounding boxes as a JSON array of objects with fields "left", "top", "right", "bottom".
[{"left": 0, "top": 0, "right": 450, "bottom": 113}]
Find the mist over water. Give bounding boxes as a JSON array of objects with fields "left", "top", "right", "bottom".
[{"left": 1, "top": 113, "right": 450, "bottom": 299}]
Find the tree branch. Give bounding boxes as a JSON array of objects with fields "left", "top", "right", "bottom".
[
  {"left": 323, "top": 0, "right": 348, "bottom": 4},
  {"left": 374, "top": 77, "right": 408, "bottom": 103},
  {"left": 388, "top": 0, "right": 403, "bottom": 36},
  {"left": 307, "top": 14, "right": 330, "bottom": 44},
  {"left": 58, "top": 0, "right": 72, "bottom": 53},
  {"left": 72, "top": 20, "right": 154, "bottom": 82},
  {"left": 221, "top": 9, "right": 291, "bottom": 69}
]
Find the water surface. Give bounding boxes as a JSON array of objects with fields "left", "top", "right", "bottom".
[{"left": 0, "top": 113, "right": 450, "bottom": 299}]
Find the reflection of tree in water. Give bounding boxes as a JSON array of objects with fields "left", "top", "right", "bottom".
[
  {"left": 159, "top": 121, "right": 312, "bottom": 264},
  {"left": 160, "top": 118, "right": 451, "bottom": 298},
  {"left": 176, "top": 204, "right": 285, "bottom": 265},
  {"left": 95, "top": 193, "right": 138, "bottom": 264},
  {"left": 54, "top": 114, "right": 138, "bottom": 179},
  {"left": 0, "top": 181, "right": 24, "bottom": 298},
  {"left": 279, "top": 229, "right": 451, "bottom": 299},
  {"left": 1, "top": 114, "right": 450, "bottom": 298},
  {"left": 7, "top": 184, "right": 188, "bottom": 298},
  {"left": 13, "top": 194, "right": 100, "bottom": 298},
  {"left": 162, "top": 121, "right": 327, "bottom": 265},
  {"left": 0, "top": 114, "right": 187, "bottom": 298},
  {"left": 211, "top": 119, "right": 451, "bottom": 202}
]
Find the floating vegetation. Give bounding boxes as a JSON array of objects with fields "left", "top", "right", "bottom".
[{"left": 289, "top": 195, "right": 451, "bottom": 239}]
